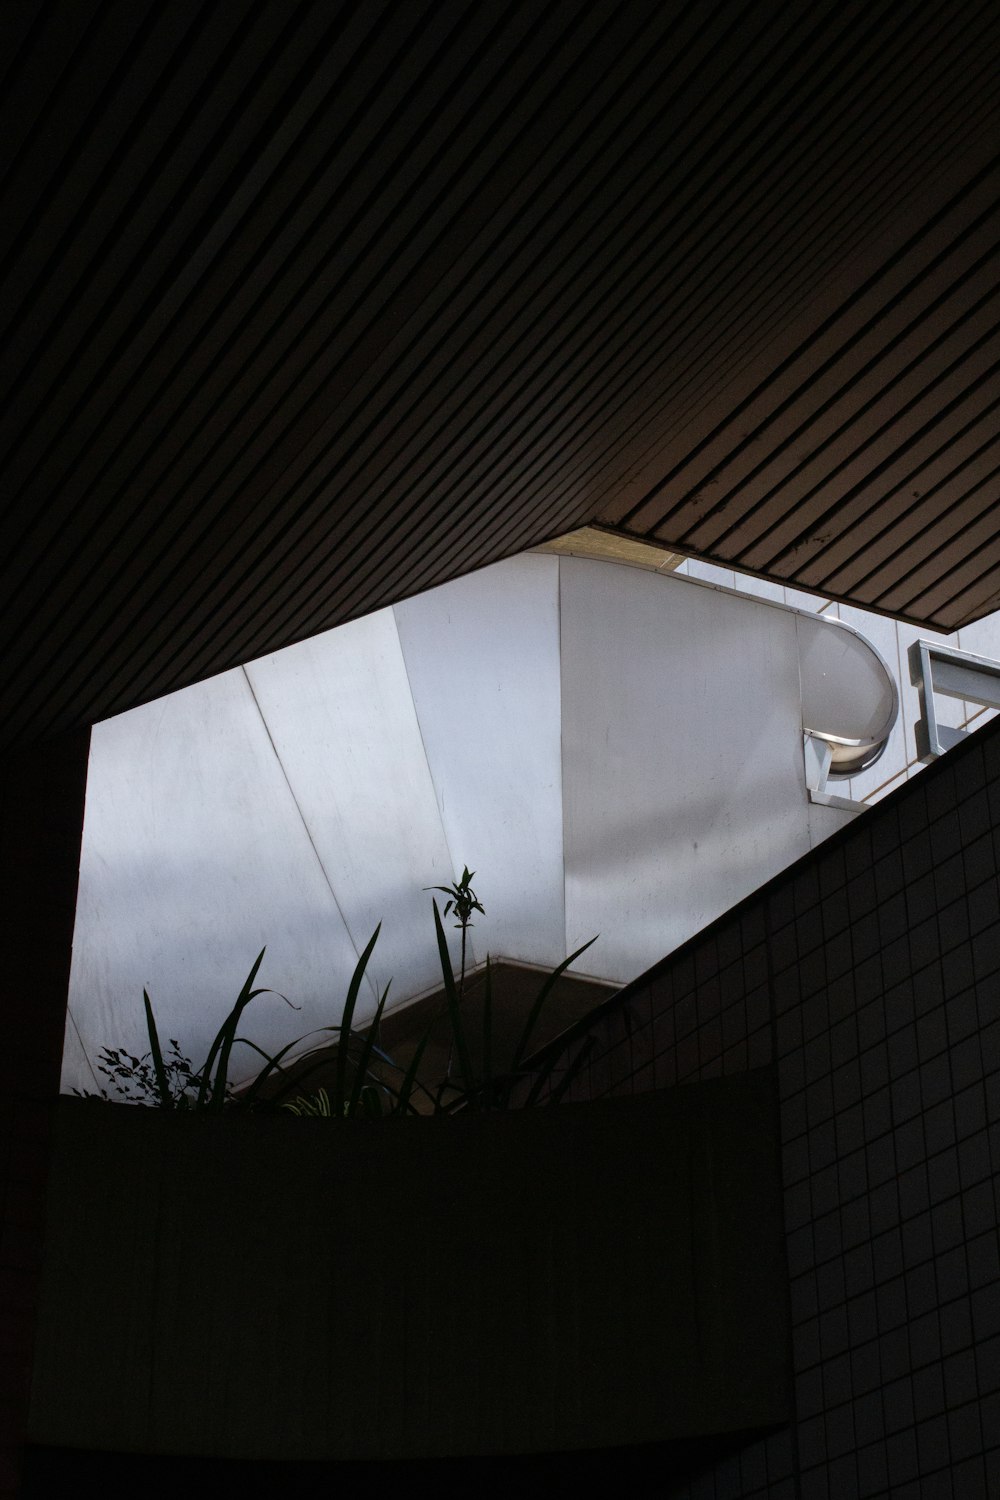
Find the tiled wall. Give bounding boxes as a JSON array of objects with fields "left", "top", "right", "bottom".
[{"left": 549, "top": 709, "right": 1000, "bottom": 1497}]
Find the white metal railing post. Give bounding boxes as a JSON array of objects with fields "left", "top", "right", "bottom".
[{"left": 909, "top": 640, "right": 1000, "bottom": 762}]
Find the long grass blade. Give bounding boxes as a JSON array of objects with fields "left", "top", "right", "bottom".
[
  {"left": 196, "top": 948, "right": 268, "bottom": 1109},
  {"left": 347, "top": 980, "right": 391, "bottom": 1116},
  {"left": 236, "top": 1035, "right": 302, "bottom": 1104},
  {"left": 512, "top": 935, "right": 598, "bottom": 1071},
  {"left": 333, "top": 925, "right": 380, "bottom": 1111},
  {"left": 245, "top": 1027, "right": 384, "bottom": 1109},
  {"left": 528, "top": 1034, "right": 597, "bottom": 1108},
  {"left": 396, "top": 1010, "right": 443, "bottom": 1114},
  {"left": 238, "top": 1014, "right": 399, "bottom": 1108},
  {"left": 433, "top": 900, "right": 474, "bottom": 1102},
  {"left": 143, "top": 990, "right": 173, "bottom": 1111},
  {"left": 210, "top": 973, "right": 275, "bottom": 1112}
]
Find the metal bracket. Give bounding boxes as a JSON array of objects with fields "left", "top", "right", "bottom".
[
  {"left": 803, "top": 732, "right": 867, "bottom": 813},
  {"left": 909, "top": 640, "right": 1000, "bottom": 762}
]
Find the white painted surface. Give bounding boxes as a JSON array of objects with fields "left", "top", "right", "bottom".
[
  {"left": 68, "top": 670, "right": 362, "bottom": 1086},
  {"left": 558, "top": 561, "right": 851, "bottom": 978},
  {"left": 394, "top": 554, "right": 565, "bottom": 970},
  {"left": 64, "top": 557, "right": 898, "bottom": 1095},
  {"left": 245, "top": 611, "right": 455, "bottom": 1006}
]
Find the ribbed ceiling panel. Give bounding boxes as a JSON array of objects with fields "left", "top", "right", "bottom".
[
  {"left": 597, "top": 98, "right": 1000, "bottom": 624},
  {"left": 1, "top": 2, "right": 998, "bottom": 748}
]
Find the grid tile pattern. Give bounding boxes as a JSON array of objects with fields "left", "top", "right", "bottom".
[{"left": 546, "top": 717, "right": 1000, "bottom": 1497}]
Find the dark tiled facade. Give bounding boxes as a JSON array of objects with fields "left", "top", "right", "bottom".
[{"left": 550, "top": 723, "right": 1000, "bottom": 1498}]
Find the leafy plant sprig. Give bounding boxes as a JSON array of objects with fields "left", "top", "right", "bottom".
[
  {"left": 429, "top": 896, "right": 598, "bottom": 1112},
  {"left": 77, "top": 949, "right": 298, "bottom": 1111},
  {"left": 79, "top": 1038, "right": 202, "bottom": 1108},
  {"left": 426, "top": 866, "right": 485, "bottom": 930},
  {"left": 425, "top": 865, "right": 484, "bottom": 1076}
]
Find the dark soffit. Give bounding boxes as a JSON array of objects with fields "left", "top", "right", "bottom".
[{"left": 0, "top": 1, "right": 997, "bottom": 749}]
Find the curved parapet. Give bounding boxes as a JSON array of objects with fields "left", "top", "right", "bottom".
[{"left": 795, "top": 611, "right": 899, "bottom": 779}]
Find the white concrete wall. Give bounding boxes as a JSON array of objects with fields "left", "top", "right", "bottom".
[{"left": 64, "top": 558, "right": 890, "bottom": 1096}]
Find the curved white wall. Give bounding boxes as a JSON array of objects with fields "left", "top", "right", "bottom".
[{"left": 63, "top": 556, "right": 888, "bottom": 1094}]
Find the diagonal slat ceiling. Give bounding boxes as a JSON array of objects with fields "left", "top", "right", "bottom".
[
  {"left": 1, "top": 0, "right": 998, "bottom": 750},
  {"left": 597, "top": 157, "right": 1000, "bottom": 620}
]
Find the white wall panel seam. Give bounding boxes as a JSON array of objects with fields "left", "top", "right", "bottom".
[
  {"left": 65, "top": 667, "right": 368, "bottom": 1089},
  {"left": 241, "top": 664, "right": 375, "bottom": 999},
  {"left": 242, "top": 612, "right": 456, "bottom": 1008},
  {"left": 64, "top": 1003, "right": 102, "bottom": 1093}
]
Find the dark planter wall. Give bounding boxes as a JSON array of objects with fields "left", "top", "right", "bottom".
[
  {"left": 0, "top": 729, "right": 90, "bottom": 1500},
  {"left": 545, "top": 721, "right": 1000, "bottom": 1497},
  {"left": 30, "top": 1077, "right": 788, "bottom": 1464}
]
